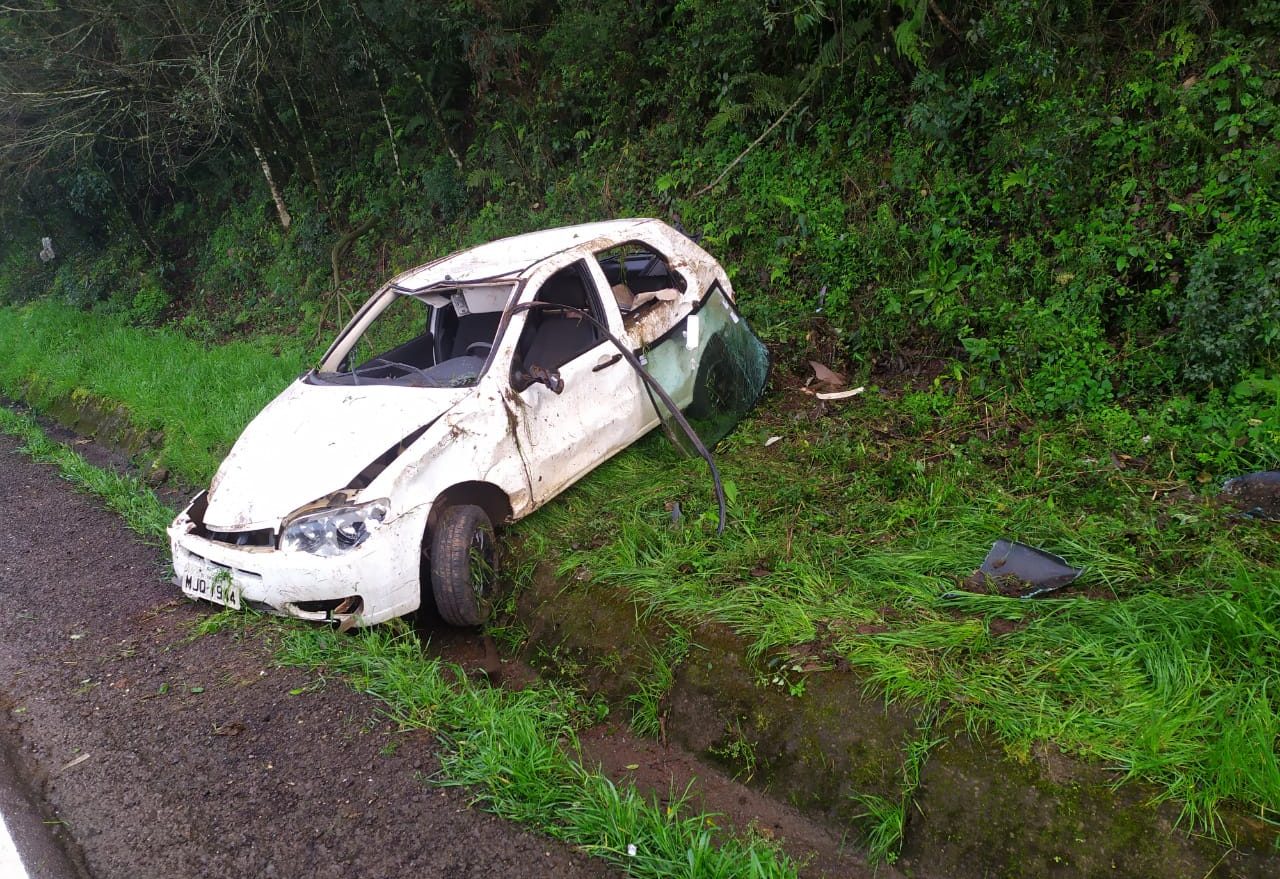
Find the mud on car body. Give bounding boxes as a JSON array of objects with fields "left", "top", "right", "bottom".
[{"left": 168, "top": 219, "right": 768, "bottom": 628}]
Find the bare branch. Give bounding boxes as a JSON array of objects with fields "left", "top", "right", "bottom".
[{"left": 691, "top": 76, "right": 817, "bottom": 199}]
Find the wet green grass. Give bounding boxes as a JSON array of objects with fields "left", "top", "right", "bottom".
[
  {"left": 851, "top": 719, "right": 941, "bottom": 865},
  {"left": 3, "top": 300, "right": 1277, "bottom": 842},
  {"left": 521, "top": 387, "right": 1280, "bottom": 837},
  {"left": 0, "top": 300, "right": 307, "bottom": 483}
]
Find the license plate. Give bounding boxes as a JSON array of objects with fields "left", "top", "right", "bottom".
[{"left": 181, "top": 562, "right": 242, "bottom": 610}]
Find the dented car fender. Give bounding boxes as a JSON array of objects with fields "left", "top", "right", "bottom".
[{"left": 366, "top": 386, "right": 532, "bottom": 526}]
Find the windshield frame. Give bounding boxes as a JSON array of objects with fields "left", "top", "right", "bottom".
[{"left": 311, "top": 281, "right": 517, "bottom": 389}]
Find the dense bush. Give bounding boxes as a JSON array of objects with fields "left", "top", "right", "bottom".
[{"left": 0, "top": 0, "right": 1276, "bottom": 410}]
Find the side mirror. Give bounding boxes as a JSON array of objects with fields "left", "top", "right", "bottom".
[{"left": 513, "top": 364, "right": 564, "bottom": 395}]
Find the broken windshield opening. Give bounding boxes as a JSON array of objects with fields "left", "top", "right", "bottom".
[{"left": 313, "top": 285, "right": 511, "bottom": 388}]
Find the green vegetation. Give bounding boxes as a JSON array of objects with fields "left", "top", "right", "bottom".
[
  {"left": 3, "top": 2, "right": 1276, "bottom": 401},
  {"left": 521, "top": 382, "right": 1280, "bottom": 836},
  {"left": 0, "top": 302, "right": 305, "bottom": 483},
  {"left": 851, "top": 723, "right": 940, "bottom": 865},
  {"left": 2, "top": 0, "right": 1278, "bottom": 861},
  {"left": 627, "top": 628, "right": 692, "bottom": 739},
  {"left": 0, "top": 412, "right": 797, "bottom": 878}
]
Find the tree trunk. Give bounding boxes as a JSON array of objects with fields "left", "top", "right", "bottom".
[
  {"left": 105, "top": 156, "right": 161, "bottom": 257},
  {"left": 282, "top": 73, "right": 325, "bottom": 199},
  {"left": 250, "top": 135, "right": 292, "bottom": 231},
  {"left": 369, "top": 62, "right": 405, "bottom": 187},
  {"left": 331, "top": 218, "right": 376, "bottom": 289},
  {"left": 346, "top": 0, "right": 461, "bottom": 171},
  {"left": 420, "top": 80, "right": 464, "bottom": 171}
]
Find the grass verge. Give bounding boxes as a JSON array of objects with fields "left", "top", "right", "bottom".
[
  {"left": 0, "top": 300, "right": 307, "bottom": 484},
  {"left": 524, "top": 387, "right": 1280, "bottom": 837},
  {"left": 0, "top": 408, "right": 799, "bottom": 878},
  {"left": 276, "top": 623, "right": 795, "bottom": 878},
  {"left": 0, "top": 405, "right": 174, "bottom": 541}
]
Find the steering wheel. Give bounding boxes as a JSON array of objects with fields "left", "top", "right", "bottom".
[
  {"left": 356, "top": 357, "right": 429, "bottom": 383},
  {"left": 465, "top": 341, "right": 493, "bottom": 358}
]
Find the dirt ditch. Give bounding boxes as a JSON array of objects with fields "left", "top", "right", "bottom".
[
  {"left": 515, "top": 566, "right": 1278, "bottom": 878},
  {"left": 10, "top": 391, "right": 1280, "bottom": 878}
]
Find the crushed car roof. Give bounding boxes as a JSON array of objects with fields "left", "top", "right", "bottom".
[{"left": 392, "top": 218, "right": 659, "bottom": 291}]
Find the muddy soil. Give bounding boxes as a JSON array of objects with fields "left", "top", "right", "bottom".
[{"left": 0, "top": 425, "right": 886, "bottom": 879}]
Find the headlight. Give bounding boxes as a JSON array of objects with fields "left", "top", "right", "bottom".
[{"left": 280, "top": 499, "right": 389, "bottom": 557}]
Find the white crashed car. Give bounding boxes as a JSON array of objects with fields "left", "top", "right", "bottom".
[{"left": 168, "top": 219, "right": 768, "bottom": 627}]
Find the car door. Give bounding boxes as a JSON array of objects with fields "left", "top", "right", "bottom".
[{"left": 505, "top": 256, "right": 643, "bottom": 505}]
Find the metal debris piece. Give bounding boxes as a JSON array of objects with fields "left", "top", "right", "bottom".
[
  {"left": 808, "top": 360, "right": 846, "bottom": 387},
  {"left": 976, "top": 539, "right": 1082, "bottom": 599},
  {"left": 1221, "top": 471, "right": 1280, "bottom": 521}
]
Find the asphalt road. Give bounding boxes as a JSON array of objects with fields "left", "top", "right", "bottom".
[{"left": 0, "top": 433, "right": 615, "bottom": 879}]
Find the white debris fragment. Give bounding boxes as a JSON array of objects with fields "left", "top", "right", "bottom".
[
  {"left": 59, "top": 753, "right": 90, "bottom": 772},
  {"left": 38, "top": 237, "right": 55, "bottom": 263},
  {"left": 765, "top": 436, "right": 782, "bottom": 447},
  {"left": 815, "top": 386, "right": 865, "bottom": 401},
  {"left": 627, "top": 844, "right": 637, "bottom": 857}
]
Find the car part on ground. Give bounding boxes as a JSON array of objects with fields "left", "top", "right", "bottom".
[
  {"left": 1221, "top": 470, "right": 1280, "bottom": 521},
  {"left": 950, "top": 539, "right": 1084, "bottom": 599},
  {"left": 978, "top": 539, "right": 1083, "bottom": 598}
]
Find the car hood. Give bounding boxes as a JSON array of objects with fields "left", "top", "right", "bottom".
[{"left": 204, "top": 380, "right": 468, "bottom": 531}]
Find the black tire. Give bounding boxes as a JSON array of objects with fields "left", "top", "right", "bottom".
[{"left": 430, "top": 504, "right": 498, "bottom": 626}]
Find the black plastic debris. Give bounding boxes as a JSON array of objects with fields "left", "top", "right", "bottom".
[
  {"left": 964, "top": 539, "right": 1083, "bottom": 599},
  {"left": 1221, "top": 471, "right": 1280, "bottom": 522}
]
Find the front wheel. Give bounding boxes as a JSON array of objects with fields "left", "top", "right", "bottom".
[{"left": 430, "top": 504, "right": 498, "bottom": 626}]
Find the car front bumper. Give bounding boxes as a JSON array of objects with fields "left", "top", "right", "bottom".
[{"left": 167, "top": 503, "right": 430, "bottom": 627}]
